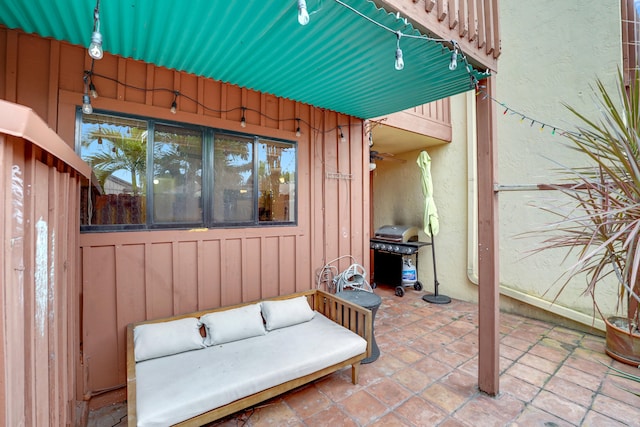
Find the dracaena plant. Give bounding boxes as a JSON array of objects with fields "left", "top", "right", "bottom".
[{"left": 534, "top": 70, "right": 640, "bottom": 330}]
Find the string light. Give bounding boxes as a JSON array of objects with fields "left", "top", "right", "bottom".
[
  {"left": 296, "top": 118, "right": 301, "bottom": 137},
  {"left": 240, "top": 107, "right": 247, "bottom": 128},
  {"left": 338, "top": 125, "right": 346, "bottom": 142},
  {"left": 331, "top": 0, "right": 474, "bottom": 78},
  {"left": 170, "top": 91, "right": 178, "bottom": 114},
  {"left": 297, "top": 0, "right": 310, "bottom": 25},
  {"left": 85, "top": 70, "right": 365, "bottom": 137},
  {"left": 82, "top": 72, "right": 93, "bottom": 114},
  {"left": 88, "top": 0, "right": 103, "bottom": 60},
  {"left": 479, "top": 88, "right": 578, "bottom": 137},
  {"left": 394, "top": 31, "right": 404, "bottom": 71}
]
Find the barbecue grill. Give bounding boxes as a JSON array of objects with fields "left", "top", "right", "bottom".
[{"left": 370, "top": 224, "right": 445, "bottom": 299}]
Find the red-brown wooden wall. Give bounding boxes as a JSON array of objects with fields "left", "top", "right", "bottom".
[
  {"left": 0, "top": 27, "right": 370, "bottom": 412},
  {"left": 0, "top": 101, "right": 91, "bottom": 426}
]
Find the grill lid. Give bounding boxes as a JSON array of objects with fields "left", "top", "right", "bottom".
[{"left": 373, "top": 225, "right": 419, "bottom": 243}]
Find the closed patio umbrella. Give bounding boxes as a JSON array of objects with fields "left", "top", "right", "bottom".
[
  {"left": 417, "top": 151, "right": 439, "bottom": 237},
  {"left": 417, "top": 151, "right": 450, "bottom": 304}
]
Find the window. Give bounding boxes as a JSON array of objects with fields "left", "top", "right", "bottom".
[{"left": 78, "top": 110, "right": 296, "bottom": 230}]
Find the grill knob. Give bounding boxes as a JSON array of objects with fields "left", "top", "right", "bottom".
[{"left": 394, "top": 245, "right": 400, "bottom": 252}]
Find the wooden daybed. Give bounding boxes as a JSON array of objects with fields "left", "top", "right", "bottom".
[{"left": 126, "top": 289, "right": 372, "bottom": 426}]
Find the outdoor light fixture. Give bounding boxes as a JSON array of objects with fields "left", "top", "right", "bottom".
[
  {"left": 296, "top": 118, "right": 301, "bottom": 137},
  {"left": 82, "top": 94, "right": 93, "bottom": 114},
  {"left": 449, "top": 46, "right": 458, "bottom": 71},
  {"left": 89, "top": 31, "right": 103, "bottom": 60},
  {"left": 82, "top": 72, "right": 93, "bottom": 114},
  {"left": 88, "top": 1, "right": 103, "bottom": 60},
  {"left": 297, "top": 0, "right": 310, "bottom": 25},
  {"left": 338, "top": 125, "right": 346, "bottom": 143},
  {"left": 89, "top": 79, "right": 98, "bottom": 98},
  {"left": 170, "top": 91, "right": 178, "bottom": 114},
  {"left": 394, "top": 32, "right": 404, "bottom": 70},
  {"left": 240, "top": 107, "right": 247, "bottom": 128}
]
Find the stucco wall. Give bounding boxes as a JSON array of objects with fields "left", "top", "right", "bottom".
[
  {"left": 495, "top": 0, "right": 622, "bottom": 324},
  {"left": 373, "top": 0, "right": 623, "bottom": 328}
]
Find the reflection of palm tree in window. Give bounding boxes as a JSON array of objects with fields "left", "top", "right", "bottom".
[
  {"left": 82, "top": 127, "right": 149, "bottom": 195},
  {"left": 154, "top": 128, "right": 202, "bottom": 195},
  {"left": 152, "top": 127, "right": 203, "bottom": 222}
]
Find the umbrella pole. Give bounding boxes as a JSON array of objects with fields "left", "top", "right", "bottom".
[{"left": 422, "top": 221, "right": 451, "bottom": 304}]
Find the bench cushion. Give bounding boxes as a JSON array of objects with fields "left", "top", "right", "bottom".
[
  {"left": 261, "top": 295, "right": 315, "bottom": 330},
  {"left": 200, "top": 303, "right": 265, "bottom": 346},
  {"left": 133, "top": 317, "right": 204, "bottom": 362},
  {"left": 135, "top": 312, "right": 367, "bottom": 427}
]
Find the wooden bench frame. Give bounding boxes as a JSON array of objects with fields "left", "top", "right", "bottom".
[{"left": 126, "top": 289, "right": 372, "bottom": 426}]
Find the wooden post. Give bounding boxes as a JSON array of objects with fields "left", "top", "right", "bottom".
[{"left": 476, "top": 75, "right": 499, "bottom": 395}]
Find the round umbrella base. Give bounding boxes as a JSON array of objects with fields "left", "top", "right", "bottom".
[{"left": 423, "top": 294, "right": 451, "bottom": 304}]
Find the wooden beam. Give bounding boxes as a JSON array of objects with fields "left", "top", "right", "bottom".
[{"left": 476, "top": 76, "right": 499, "bottom": 396}]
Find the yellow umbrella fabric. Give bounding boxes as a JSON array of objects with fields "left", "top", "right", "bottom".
[{"left": 417, "top": 151, "right": 439, "bottom": 237}]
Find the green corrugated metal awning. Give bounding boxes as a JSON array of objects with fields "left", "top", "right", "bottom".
[{"left": 0, "top": 0, "right": 489, "bottom": 119}]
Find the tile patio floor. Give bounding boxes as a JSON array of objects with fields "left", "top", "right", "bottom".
[{"left": 89, "top": 286, "right": 640, "bottom": 427}]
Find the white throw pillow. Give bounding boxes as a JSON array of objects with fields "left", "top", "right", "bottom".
[
  {"left": 133, "top": 317, "right": 205, "bottom": 362},
  {"left": 200, "top": 303, "right": 266, "bottom": 346},
  {"left": 261, "top": 296, "right": 315, "bottom": 331}
]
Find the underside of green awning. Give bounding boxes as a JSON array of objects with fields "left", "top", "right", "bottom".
[{"left": 0, "top": 0, "right": 489, "bottom": 119}]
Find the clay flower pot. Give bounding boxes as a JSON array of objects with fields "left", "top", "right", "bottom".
[{"left": 605, "top": 316, "right": 640, "bottom": 366}]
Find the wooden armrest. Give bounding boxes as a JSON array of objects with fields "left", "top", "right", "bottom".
[{"left": 126, "top": 323, "right": 137, "bottom": 426}]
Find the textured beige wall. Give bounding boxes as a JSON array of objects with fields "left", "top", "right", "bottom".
[{"left": 373, "top": 0, "right": 623, "bottom": 328}]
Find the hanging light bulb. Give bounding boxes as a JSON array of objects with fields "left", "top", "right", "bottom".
[
  {"left": 88, "top": 3, "right": 103, "bottom": 60},
  {"left": 82, "top": 94, "right": 93, "bottom": 114},
  {"left": 296, "top": 118, "right": 301, "bottom": 137},
  {"left": 338, "top": 126, "right": 346, "bottom": 143},
  {"left": 297, "top": 0, "right": 310, "bottom": 25},
  {"left": 241, "top": 107, "right": 247, "bottom": 128},
  {"left": 89, "top": 80, "right": 98, "bottom": 98},
  {"left": 395, "top": 48, "right": 404, "bottom": 71},
  {"left": 394, "top": 32, "right": 404, "bottom": 71},
  {"left": 88, "top": 31, "right": 103, "bottom": 60},
  {"left": 449, "top": 46, "right": 458, "bottom": 71},
  {"left": 170, "top": 91, "right": 178, "bottom": 114}
]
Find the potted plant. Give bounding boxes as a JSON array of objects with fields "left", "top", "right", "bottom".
[{"left": 533, "top": 70, "right": 640, "bottom": 365}]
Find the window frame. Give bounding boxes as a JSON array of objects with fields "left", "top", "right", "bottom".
[{"left": 76, "top": 108, "right": 298, "bottom": 232}]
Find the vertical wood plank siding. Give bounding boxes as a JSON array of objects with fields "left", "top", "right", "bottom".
[
  {"left": 0, "top": 27, "right": 370, "bottom": 408},
  {"left": 0, "top": 133, "right": 84, "bottom": 425}
]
